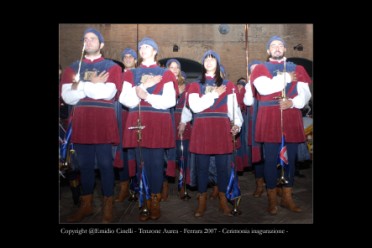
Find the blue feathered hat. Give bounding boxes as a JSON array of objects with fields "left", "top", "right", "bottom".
[
  {"left": 166, "top": 58, "right": 181, "bottom": 69},
  {"left": 201, "top": 50, "right": 221, "bottom": 65},
  {"left": 138, "top": 37, "right": 159, "bottom": 52},
  {"left": 121, "top": 48, "right": 137, "bottom": 60},
  {"left": 266, "top": 35, "right": 286, "bottom": 50},
  {"left": 83, "top": 28, "right": 104, "bottom": 43},
  {"left": 237, "top": 78, "right": 246, "bottom": 86}
]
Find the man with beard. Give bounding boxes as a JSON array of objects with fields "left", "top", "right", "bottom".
[
  {"left": 250, "top": 36, "right": 312, "bottom": 215},
  {"left": 60, "top": 28, "right": 122, "bottom": 223}
]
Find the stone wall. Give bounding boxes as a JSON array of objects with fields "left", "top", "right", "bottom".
[{"left": 59, "top": 24, "right": 313, "bottom": 82}]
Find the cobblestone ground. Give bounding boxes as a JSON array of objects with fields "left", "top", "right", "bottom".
[{"left": 59, "top": 162, "right": 313, "bottom": 225}]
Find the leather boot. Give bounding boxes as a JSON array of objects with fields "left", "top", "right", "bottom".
[
  {"left": 218, "top": 192, "right": 232, "bottom": 216},
  {"left": 209, "top": 185, "right": 219, "bottom": 200},
  {"left": 115, "top": 180, "right": 129, "bottom": 202},
  {"left": 196, "top": 193, "right": 201, "bottom": 200},
  {"left": 179, "top": 186, "right": 184, "bottom": 198},
  {"left": 253, "top": 178, "right": 265, "bottom": 197},
  {"left": 69, "top": 178, "right": 81, "bottom": 206},
  {"left": 102, "top": 196, "right": 114, "bottom": 223},
  {"left": 194, "top": 192, "right": 207, "bottom": 217},
  {"left": 139, "top": 199, "right": 151, "bottom": 222},
  {"left": 276, "top": 186, "right": 283, "bottom": 197},
  {"left": 161, "top": 181, "right": 169, "bottom": 201},
  {"left": 280, "top": 187, "right": 302, "bottom": 212},
  {"left": 67, "top": 194, "right": 94, "bottom": 222},
  {"left": 150, "top": 193, "right": 161, "bottom": 220},
  {"left": 267, "top": 189, "right": 278, "bottom": 215}
]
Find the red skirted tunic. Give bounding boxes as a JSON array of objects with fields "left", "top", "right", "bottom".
[
  {"left": 251, "top": 61, "right": 312, "bottom": 143},
  {"left": 122, "top": 65, "right": 177, "bottom": 149},
  {"left": 188, "top": 78, "right": 237, "bottom": 154},
  {"left": 60, "top": 57, "right": 122, "bottom": 145}
]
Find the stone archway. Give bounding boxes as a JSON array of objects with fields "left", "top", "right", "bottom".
[{"left": 159, "top": 57, "right": 203, "bottom": 83}]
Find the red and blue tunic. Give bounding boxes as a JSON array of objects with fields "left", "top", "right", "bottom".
[
  {"left": 251, "top": 61, "right": 312, "bottom": 143},
  {"left": 122, "top": 64, "right": 178, "bottom": 148},
  {"left": 60, "top": 57, "right": 122, "bottom": 145},
  {"left": 188, "top": 77, "right": 237, "bottom": 154}
]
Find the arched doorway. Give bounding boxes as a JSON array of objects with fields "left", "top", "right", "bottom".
[{"left": 159, "top": 57, "right": 202, "bottom": 83}]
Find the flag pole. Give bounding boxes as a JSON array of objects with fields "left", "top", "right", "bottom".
[
  {"left": 230, "top": 88, "right": 242, "bottom": 216},
  {"left": 277, "top": 58, "right": 289, "bottom": 185},
  {"left": 179, "top": 92, "right": 191, "bottom": 200},
  {"left": 128, "top": 103, "right": 149, "bottom": 216},
  {"left": 74, "top": 43, "right": 85, "bottom": 83},
  {"left": 245, "top": 24, "right": 249, "bottom": 81},
  {"left": 179, "top": 134, "right": 191, "bottom": 200}
]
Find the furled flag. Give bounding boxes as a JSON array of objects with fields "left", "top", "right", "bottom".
[
  {"left": 139, "top": 165, "right": 150, "bottom": 208},
  {"left": 226, "top": 158, "right": 241, "bottom": 201},
  {"left": 178, "top": 154, "right": 184, "bottom": 191},
  {"left": 60, "top": 121, "right": 72, "bottom": 162},
  {"left": 178, "top": 137, "right": 185, "bottom": 191},
  {"left": 278, "top": 135, "right": 288, "bottom": 168}
]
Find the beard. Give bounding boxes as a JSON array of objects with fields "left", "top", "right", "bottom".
[
  {"left": 271, "top": 55, "right": 284, "bottom": 60},
  {"left": 269, "top": 52, "right": 284, "bottom": 60}
]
